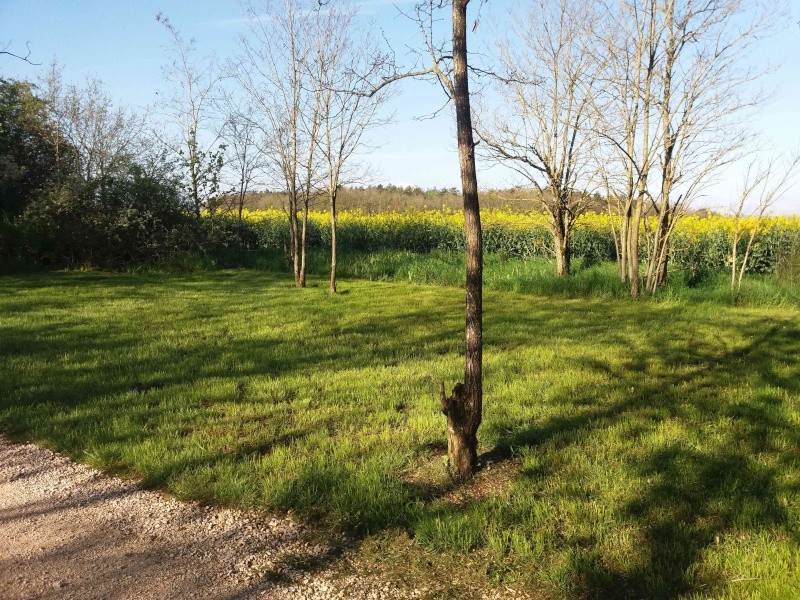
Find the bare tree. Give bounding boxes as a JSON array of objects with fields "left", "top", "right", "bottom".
[
  {"left": 595, "top": 0, "right": 661, "bottom": 296},
  {"left": 597, "top": 0, "right": 781, "bottom": 296},
  {"left": 439, "top": 0, "right": 483, "bottom": 481},
  {"left": 236, "top": 0, "right": 325, "bottom": 288},
  {"left": 40, "top": 63, "right": 146, "bottom": 191},
  {"left": 476, "top": 0, "right": 603, "bottom": 276},
  {"left": 219, "top": 96, "right": 264, "bottom": 223},
  {"left": 643, "top": 0, "right": 777, "bottom": 293},
  {"left": 1, "top": 41, "right": 40, "bottom": 65},
  {"left": 238, "top": 0, "right": 483, "bottom": 476},
  {"left": 369, "top": 0, "right": 484, "bottom": 479},
  {"left": 157, "top": 13, "right": 225, "bottom": 216},
  {"left": 730, "top": 152, "right": 800, "bottom": 293},
  {"left": 310, "top": 5, "right": 389, "bottom": 293},
  {"left": 336, "top": 0, "right": 483, "bottom": 478}
]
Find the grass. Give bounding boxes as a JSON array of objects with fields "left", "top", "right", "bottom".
[
  {"left": 2, "top": 268, "right": 799, "bottom": 598},
  {"left": 178, "top": 248, "right": 800, "bottom": 308}
]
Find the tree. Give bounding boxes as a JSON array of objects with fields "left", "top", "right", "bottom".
[
  {"left": 40, "top": 64, "right": 146, "bottom": 192},
  {"left": 730, "top": 152, "right": 800, "bottom": 293},
  {"left": 219, "top": 97, "right": 264, "bottom": 223},
  {"left": 371, "top": 0, "right": 484, "bottom": 479},
  {"left": 443, "top": 0, "right": 484, "bottom": 481},
  {"left": 597, "top": 0, "right": 779, "bottom": 296},
  {"left": 0, "top": 41, "right": 40, "bottom": 65},
  {"left": 341, "top": 0, "right": 483, "bottom": 478},
  {"left": 236, "top": 0, "right": 325, "bottom": 288},
  {"left": 310, "top": 4, "right": 389, "bottom": 293},
  {"left": 596, "top": 0, "right": 661, "bottom": 296},
  {"left": 643, "top": 0, "right": 775, "bottom": 293},
  {"left": 157, "top": 14, "right": 225, "bottom": 216},
  {"left": 477, "top": 0, "right": 603, "bottom": 276},
  {"left": 0, "top": 78, "right": 61, "bottom": 216}
]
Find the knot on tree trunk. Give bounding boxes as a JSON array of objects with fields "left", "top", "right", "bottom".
[
  {"left": 439, "top": 381, "right": 467, "bottom": 418},
  {"left": 439, "top": 381, "right": 477, "bottom": 481}
]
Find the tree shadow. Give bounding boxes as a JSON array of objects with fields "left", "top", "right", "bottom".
[{"left": 481, "top": 304, "right": 800, "bottom": 598}]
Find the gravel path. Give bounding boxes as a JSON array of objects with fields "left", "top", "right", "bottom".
[{"left": 0, "top": 439, "right": 413, "bottom": 600}]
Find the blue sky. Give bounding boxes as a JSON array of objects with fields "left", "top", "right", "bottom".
[{"left": 1, "top": 0, "right": 798, "bottom": 212}]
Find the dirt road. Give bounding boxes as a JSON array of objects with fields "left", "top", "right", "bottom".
[{"left": 0, "top": 439, "right": 405, "bottom": 600}]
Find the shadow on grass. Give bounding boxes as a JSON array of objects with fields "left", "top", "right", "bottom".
[
  {"left": 481, "top": 310, "right": 800, "bottom": 598},
  {"left": 1, "top": 270, "right": 799, "bottom": 598}
]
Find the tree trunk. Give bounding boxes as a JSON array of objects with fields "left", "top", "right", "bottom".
[
  {"left": 647, "top": 185, "right": 673, "bottom": 293},
  {"left": 440, "top": 383, "right": 478, "bottom": 478},
  {"left": 655, "top": 208, "right": 670, "bottom": 289},
  {"left": 330, "top": 189, "right": 337, "bottom": 294},
  {"left": 238, "top": 186, "right": 245, "bottom": 222},
  {"left": 628, "top": 196, "right": 642, "bottom": 297},
  {"left": 441, "top": 0, "right": 483, "bottom": 482},
  {"left": 299, "top": 199, "right": 308, "bottom": 288},
  {"left": 656, "top": 247, "right": 669, "bottom": 288},
  {"left": 731, "top": 228, "right": 740, "bottom": 291},
  {"left": 289, "top": 192, "right": 300, "bottom": 286},
  {"left": 189, "top": 136, "right": 201, "bottom": 217},
  {"left": 608, "top": 200, "right": 626, "bottom": 282},
  {"left": 619, "top": 204, "right": 630, "bottom": 282},
  {"left": 552, "top": 211, "right": 571, "bottom": 276},
  {"left": 653, "top": 0, "right": 675, "bottom": 293}
]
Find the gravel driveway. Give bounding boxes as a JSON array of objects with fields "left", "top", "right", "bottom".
[{"left": 0, "top": 439, "right": 410, "bottom": 600}]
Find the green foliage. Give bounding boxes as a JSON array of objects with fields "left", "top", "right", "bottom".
[
  {"left": 13, "top": 168, "right": 202, "bottom": 268},
  {"left": 776, "top": 238, "right": 800, "bottom": 284},
  {"left": 236, "top": 211, "right": 800, "bottom": 277},
  {"left": 0, "top": 78, "right": 64, "bottom": 216},
  {"left": 178, "top": 132, "right": 226, "bottom": 216},
  {"left": 271, "top": 248, "right": 799, "bottom": 306}
]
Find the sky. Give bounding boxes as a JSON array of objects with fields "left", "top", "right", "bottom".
[{"left": 1, "top": 0, "right": 799, "bottom": 213}]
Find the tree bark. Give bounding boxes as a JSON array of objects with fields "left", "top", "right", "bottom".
[
  {"left": 330, "top": 188, "right": 337, "bottom": 294},
  {"left": 442, "top": 0, "right": 483, "bottom": 481},
  {"left": 653, "top": 204, "right": 671, "bottom": 290},
  {"left": 652, "top": 0, "right": 675, "bottom": 293},
  {"left": 289, "top": 188, "right": 301, "bottom": 287},
  {"left": 628, "top": 196, "right": 642, "bottom": 297},
  {"left": 552, "top": 210, "right": 571, "bottom": 277},
  {"left": 619, "top": 203, "right": 630, "bottom": 283},
  {"left": 440, "top": 383, "right": 478, "bottom": 479},
  {"left": 299, "top": 198, "right": 308, "bottom": 288}
]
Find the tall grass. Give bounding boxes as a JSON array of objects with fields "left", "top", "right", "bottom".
[{"left": 183, "top": 247, "right": 800, "bottom": 308}]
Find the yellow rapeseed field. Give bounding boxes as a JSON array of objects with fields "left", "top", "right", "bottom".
[{"left": 238, "top": 207, "right": 800, "bottom": 237}]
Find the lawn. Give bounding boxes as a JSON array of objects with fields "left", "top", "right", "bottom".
[{"left": 1, "top": 269, "right": 799, "bottom": 599}]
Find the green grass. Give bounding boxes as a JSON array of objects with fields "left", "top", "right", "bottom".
[
  {"left": 173, "top": 248, "right": 800, "bottom": 307},
  {"left": 2, "top": 269, "right": 799, "bottom": 598}
]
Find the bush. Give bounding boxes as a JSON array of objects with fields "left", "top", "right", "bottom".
[{"left": 11, "top": 168, "right": 209, "bottom": 268}]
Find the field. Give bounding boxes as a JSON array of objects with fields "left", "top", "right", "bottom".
[
  {"left": 2, "top": 265, "right": 799, "bottom": 599},
  {"left": 223, "top": 208, "right": 800, "bottom": 279}
]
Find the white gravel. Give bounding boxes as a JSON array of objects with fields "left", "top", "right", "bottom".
[
  {"left": 1, "top": 439, "right": 530, "bottom": 599},
  {"left": 0, "top": 439, "right": 416, "bottom": 600}
]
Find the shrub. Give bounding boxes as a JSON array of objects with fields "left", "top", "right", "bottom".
[{"left": 13, "top": 168, "right": 208, "bottom": 268}]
